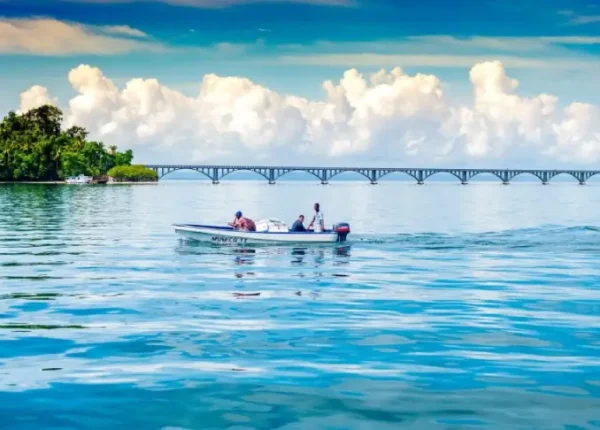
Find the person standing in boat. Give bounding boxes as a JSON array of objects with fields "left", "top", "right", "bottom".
[
  {"left": 308, "top": 203, "right": 325, "bottom": 233},
  {"left": 229, "top": 211, "right": 256, "bottom": 231}
]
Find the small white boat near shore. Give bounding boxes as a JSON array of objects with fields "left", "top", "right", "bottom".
[
  {"left": 173, "top": 219, "right": 350, "bottom": 244},
  {"left": 65, "top": 174, "right": 91, "bottom": 184}
]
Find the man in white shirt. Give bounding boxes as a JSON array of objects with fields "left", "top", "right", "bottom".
[{"left": 308, "top": 203, "right": 325, "bottom": 233}]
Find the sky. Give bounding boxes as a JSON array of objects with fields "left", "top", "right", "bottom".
[{"left": 1, "top": 0, "right": 600, "bottom": 167}]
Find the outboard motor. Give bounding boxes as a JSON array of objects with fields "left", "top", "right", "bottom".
[{"left": 334, "top": 223, "right": 351, "bottom": 242}]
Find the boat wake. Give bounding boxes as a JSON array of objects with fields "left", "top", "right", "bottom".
[{"left": 353, "top": 224, "right": 600, "bottom": 251}]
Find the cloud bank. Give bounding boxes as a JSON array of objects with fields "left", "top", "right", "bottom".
[
  {"left": 0, "top": 18, "right": 161, "bottom": 55},
  {"left": 18, "top": 61, "right": 600, "bottom": 166}
]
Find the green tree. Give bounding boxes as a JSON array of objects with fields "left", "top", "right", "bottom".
[
  {"left": 107, "top": 165, "right": 158, "bottom": 182},
  {"left": 23, "top": 105, "right": 62, "bottom": 138},
  {"left": 61, "top": 152, "right": 89, "bottom": 178},
  {"left": 0, "top": 105, "right": 135, "bottom": 181},
  {"left": 114, "top": 149, "right": 133, "bottom": 167}
]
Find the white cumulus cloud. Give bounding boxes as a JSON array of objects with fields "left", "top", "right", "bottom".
[
  {"left": 18, "top": 86, "right": 57, "bottom": 113},
  {"left": 18, "top": 61, "right": 600, "bottom": 166}
]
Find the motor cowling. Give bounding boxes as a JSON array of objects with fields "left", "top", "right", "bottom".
[{"left": 334, "top": 222, "right": 350, "bottom": 242}]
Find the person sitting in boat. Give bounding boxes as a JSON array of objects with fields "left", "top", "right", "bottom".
[
  {"left": 307, "top": 203, "right": 325, "bottom": 233},
  {"left": 229, "top": 211, "right": 256, "bottom": 231},
  {"left": 290, "top": 215, "right": 306, "bottom": 232}
]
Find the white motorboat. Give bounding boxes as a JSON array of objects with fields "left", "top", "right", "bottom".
[
  {"left": 173, "top": 218, "right": 350, "bottom": 244},
  {"left": 65, "top": 174, "right": 91, "bottom": 184}
]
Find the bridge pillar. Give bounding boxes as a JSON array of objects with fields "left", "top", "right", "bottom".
[
  {"left": 370, "top": 169, "right": 378, "bottom": 185},
  {"left": 416, "top": 170, "right": 424, "bottom": 185},
  {"left": 537, "top": 171, "right": 547, "bottom": 185},
  {"left": 321, "top": 169, "right": 329, "bottom": 185},
  {"left": 268, "top": 168, "right": 275, "bottom": 185},
  {"left": 576, "top": 172, "right": 589, "bottom": 185},
  {"left": 459, "top": 171, "right": 468, "bottom": 185},
  {"left": 212, "top": 168, "right": 220, "bottom": 185}
]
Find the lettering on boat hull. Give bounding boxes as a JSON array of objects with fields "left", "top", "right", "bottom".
[{"left": 211, "top": 236, "right": 248, "bottom": 244}]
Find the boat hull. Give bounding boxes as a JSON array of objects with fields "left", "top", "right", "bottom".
[
  {"left": 173, "top": 224, "right": 344, "bottom": 244},
  {"left": 65, "top": 174, "right": 92, "bottom": 184}
]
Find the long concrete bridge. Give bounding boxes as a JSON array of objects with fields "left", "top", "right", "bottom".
[{"left": 144, "top": 165, "right": 600, "bottom": 185}]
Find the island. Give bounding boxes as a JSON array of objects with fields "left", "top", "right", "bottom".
[{"left": 0, "top": 105, "right": 157, "bottom": 183}]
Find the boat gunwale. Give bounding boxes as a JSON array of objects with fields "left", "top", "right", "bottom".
[{"left": 172, "top": 223, "right": 338, "bottom": 235}]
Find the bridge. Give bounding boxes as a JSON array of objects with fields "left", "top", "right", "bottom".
[{"left": 144, "top": 165, "right": 600, "bottom": 185}]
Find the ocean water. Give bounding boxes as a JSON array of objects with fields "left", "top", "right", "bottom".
[{"left": 0, "top": 180, "right": 599, "bottom": 430}]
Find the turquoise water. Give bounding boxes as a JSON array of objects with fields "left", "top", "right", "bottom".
[{"left": 1, "top": 181, "right": 599, "bottom": 429}]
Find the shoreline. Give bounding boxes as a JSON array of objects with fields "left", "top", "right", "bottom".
[
  {"left": 0, "top": 181, "right": 158, "bottom": 185},
  {"left": 106, "top": 181, "right": 158, "bottom": 185},
  {"left": 0, "top": 181, "right": 65, "bottom": 184}
]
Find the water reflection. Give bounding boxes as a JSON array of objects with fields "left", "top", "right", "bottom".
[
  {"left": 175, "top": 240, "right": 351, "bottom": 260},
  {"left": 173, "top": 241, "right": 353, "bottom": 281},
  {"left": 0, "top": 185, "right": 69, "bottom": 238},
  {"left": 233, "top": 248, "right": 256, "bottom": 278},
  {"left": 291, "top": 245, "right": 350, "bottom": 267},
  {"left": 233, "top": 248, "right": 256, "bottom": 265}
]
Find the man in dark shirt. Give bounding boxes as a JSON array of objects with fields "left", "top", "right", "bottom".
[{"left": 290, "top": 215, "right": 306, "bottom": 232}]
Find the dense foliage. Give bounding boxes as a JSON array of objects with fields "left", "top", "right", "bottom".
[
  {"left": 0, "top": 105, "right": 133, "bottom": 181},
  {"left": 107, "top": 165, "right": 158, "bottom": 182}
]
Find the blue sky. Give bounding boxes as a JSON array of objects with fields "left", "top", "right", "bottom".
[
  {"left": 3, "top": 0, "right": 599, "bottom": 40},
  {"left": 2, "top": 0, "right": 600, "bottom": 99},
  {"left": 2, "top": 0, "right": 600, "bottom": 166}
]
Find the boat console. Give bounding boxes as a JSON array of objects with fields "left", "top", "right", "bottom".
[{"left": 255, "top": 219, "right": 289, "bottom": 232}]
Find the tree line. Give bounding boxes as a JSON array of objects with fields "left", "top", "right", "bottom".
[{"left": 0, "top": 105, "right": 134, "bottom": 181}]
